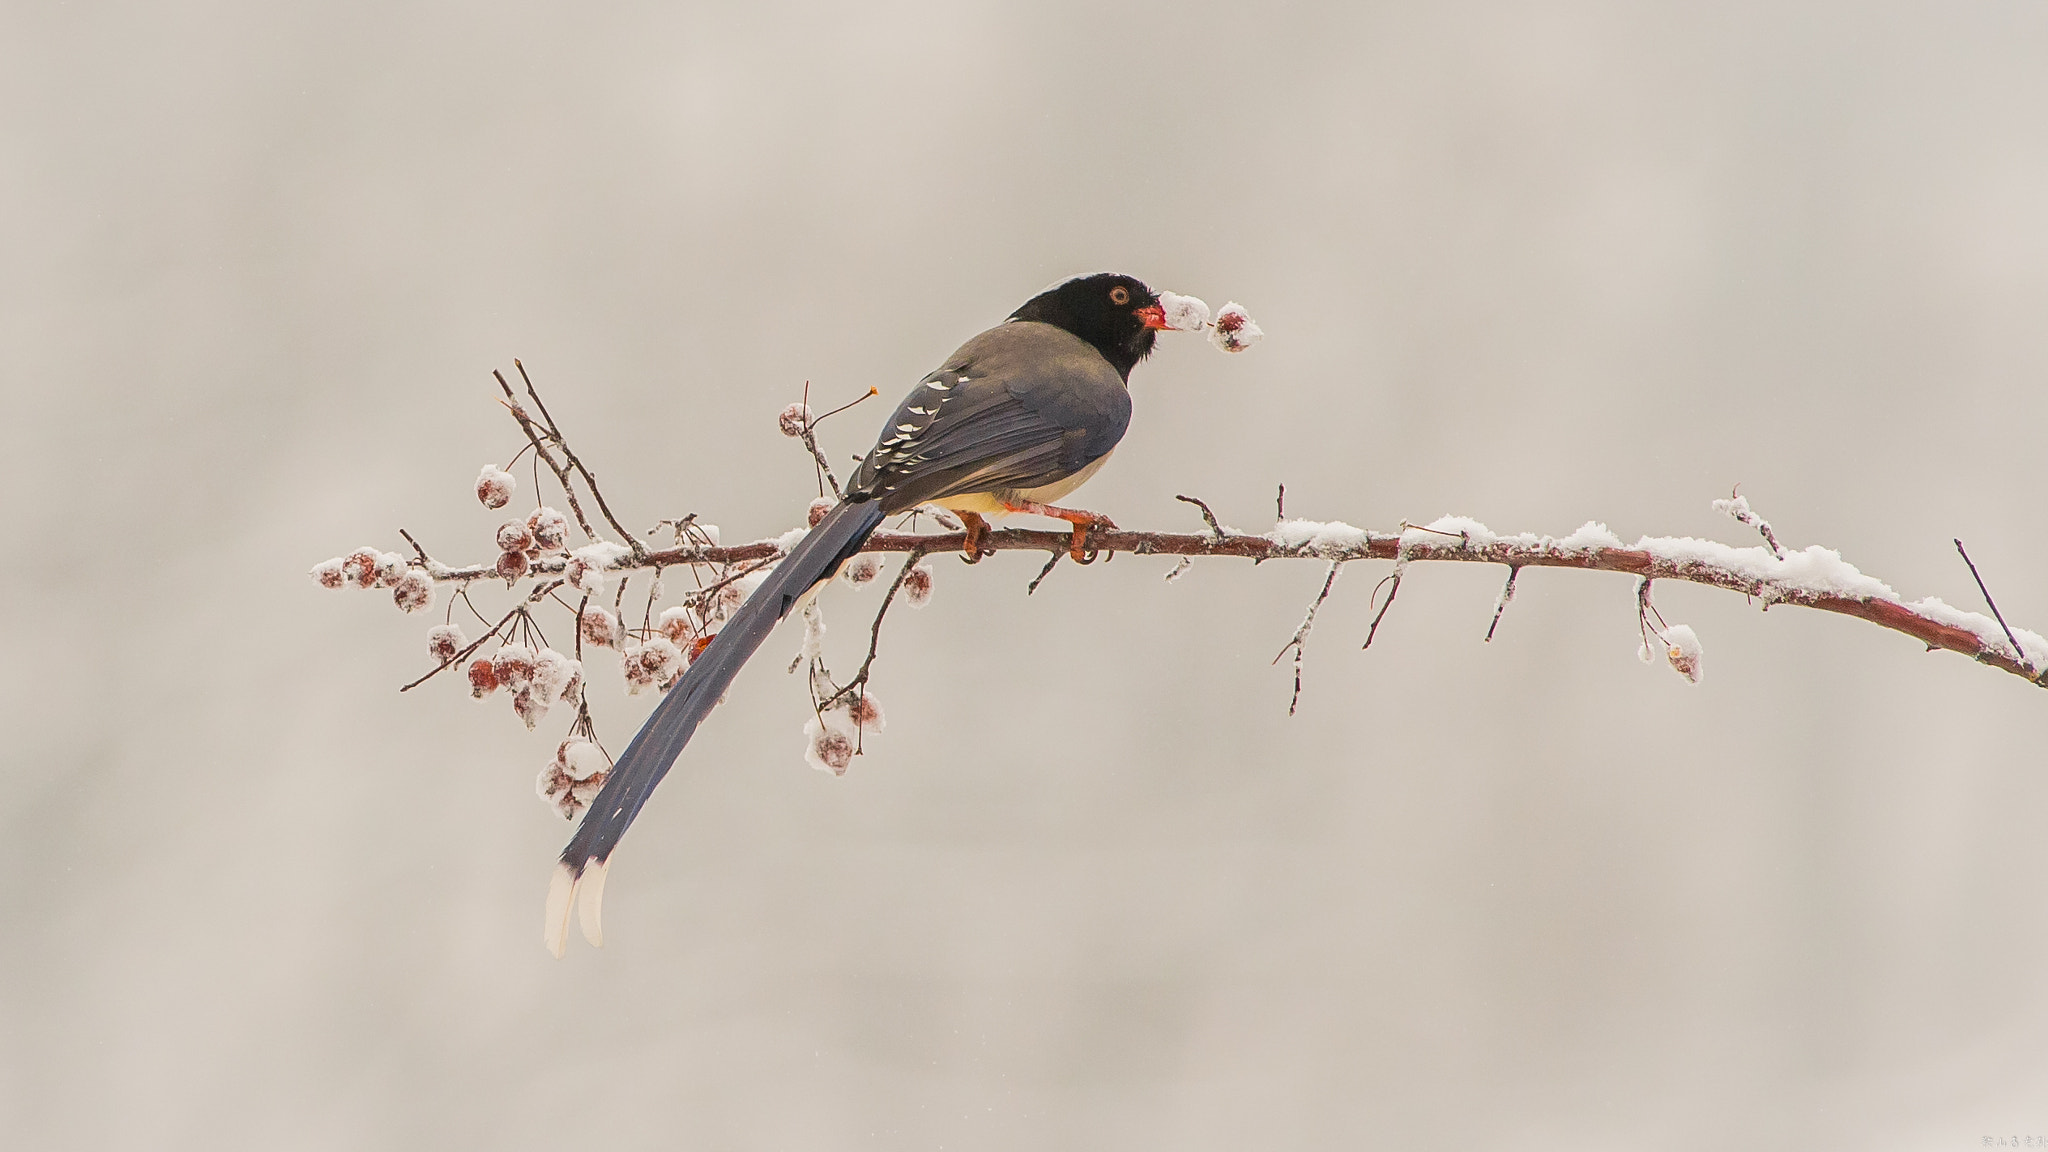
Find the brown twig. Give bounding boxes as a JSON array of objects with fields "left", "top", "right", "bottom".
[
  {"left": 398, "top": 579, "right": 564, "bottom": 692},
  {"left": 1176, "top": 494, "right": 1226, "bottom": 539},
  {"left": 512, "top": 361, "right": 645, "bottom": 559},
  {"left": 1026, "top": 550, "right": 1064, "bottom": 595},
  {"left": 820, "top": 547, "right": 933, "bottom": 710},
  {"left": 1272, "top": 561, "right": 1344, "bottom": 715}
]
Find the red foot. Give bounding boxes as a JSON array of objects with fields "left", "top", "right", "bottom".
[{"left": 1000, "top": 500, "right": 1117, "bottom": 563}]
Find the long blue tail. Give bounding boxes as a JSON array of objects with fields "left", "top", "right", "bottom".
[{"left": 558, "top": 499, "right": 887, "bottom": 876}]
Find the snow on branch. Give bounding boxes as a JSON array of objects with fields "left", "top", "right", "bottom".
[{"left": 314, "top": 367, "right": 2045, "bottom": 819}]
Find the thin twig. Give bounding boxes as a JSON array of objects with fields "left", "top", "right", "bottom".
[
  {"left": 821, "top": 548, "right": 932, "bottom": 709},
  {"left": 513, "top": 361, "right": 645, "bottom": 559},
  {"left": 1362, "top": 571, "right": 1403, "bottom": 650},
  {"left": 1272, "top": 561, "right": 1345, "bottom": 715},
  {"left": 1955, "top": 539, "right": 2030, "bottom": 672},
  {"left": 1175, "top": 494, "right": 1226, "bottom": 539},
  {"left": 1026, "top": 550, "right": 1064, "bottom": 595}
]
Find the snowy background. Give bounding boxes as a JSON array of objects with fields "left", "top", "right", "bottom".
[{"left": 6, "top": 2, "right": 2048, "bottom": 1148}]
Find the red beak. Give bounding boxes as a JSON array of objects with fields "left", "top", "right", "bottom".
[{"left": 1136, "top": 304, "right": 1170, "bottom": 330}]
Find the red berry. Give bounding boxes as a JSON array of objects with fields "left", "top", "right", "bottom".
[
  {"left": 427, "top": 625, "right": 465, "bottom": 664},
  {"left": 392, "top": 569, "right": 434, "bottom": 613},
  {"left": 467, "top": 659, "right": 499, "bottom": 697},
  {"left": 497, "top": 520, "right": 535, "bottom": 553},
  {"left": 496, "top": 549, "right": 530, "bottom": 581}
]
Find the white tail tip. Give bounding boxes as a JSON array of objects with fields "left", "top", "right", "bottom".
[
  {"left": 544, "top": 863, "right": 579, "bottom": 959},
  {"left": 577, "top": 858, "right": 609, "bottom": 947}
]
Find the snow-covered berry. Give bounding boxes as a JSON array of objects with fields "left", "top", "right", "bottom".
[
  {"left": 427, "top": 624, "right": 466, "bottom": 664},
  {"left": 1662, "top": 624, "right": 1704, "bottom": 685},
  {"left": 808, "top": 497, "right": 835, "bottom": 527},
  {"left": 657, "top": 605, "right": 697, "bottom": 647},
  {"left": 527, "top": 506, "right": 568, "bottom": 551},
  {"left": 467, "top": 658, "right": 500, "bottom": 698},
  {"left": 625, "top": 637, "right": 682, "bottom": 693},
  {"left": 841, "top": 553, "right": 883, "bottom": 586},
  {"left": 778, "top": 402, "right": 813, "bottom": 438},
  {"left": 1208, "top": 302, "right": 1264, "bottom": 353},
  {"left": 496, "top": 549, "right": 530, "bottom": 582},
  {"left": 579, "top": 605, "right": 623, "bottom": 649},
  {"left": 512, "top": 687, "right": 548, "bottom": 729},
  {"left": 491, "top": 644, "right": 536, "bottom": 692},
  {"left": 476, "top": 465, "right": 516, "bottom": 509},
  {"left": 392, "top": 569, "right": 434, "bottom": 613},
  {"left": 537, "top": 743, "right": 609, "bottom": 820},
  {"left": 558, "top": 738, "right": 608, "bottom": 782},
  {"left": 531, "top": 648, "right": 579, "bottom": 704},
  {"left": 311, "top": 558, "right": 347, "bottom": 589},
  {"left": 497, "top": 520, "right": 535, "bottom": 553},
  {"left": 372, "top": 552, "right": 407, "bottom": 588},
  {"left": 559, "top": 665, "right": 583, "bottom": 705},
  {"left": 1157, "top": 290, "right": 1211, "bottom": 331},
  {"left": 844, "top": 692, "right": 886, "bottom": 734},
  {"left": 343, "top": 547, "right": 383, "bottom": 589},
  {"left": 806, "top": 724, "right": 856, "bottom": 776},
  {"left": 902, "top": 562, "right": 934, "bottom": 608}
]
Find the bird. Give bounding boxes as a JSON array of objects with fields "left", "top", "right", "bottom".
[{"left": 546, "top": 272, "right": 1190, "bottom": 956}]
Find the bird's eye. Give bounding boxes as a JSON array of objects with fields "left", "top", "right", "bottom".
[{"left": 1109, "top": 286, "right": 1131, "bottom": 306}]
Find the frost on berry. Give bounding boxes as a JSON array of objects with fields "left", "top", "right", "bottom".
[
  {"left": 841, "top": 553, "right": 883, "bottom": 586},
  {"left": 580, "top": 605, "right": 623, "bottom": 649},
  {"left": 531, "top": 647, "right": 580, "bottom": 704},
  {"left": 372, "top": 552, "right": 407, "bottom": 588},
  {"left": 844, "top": 692, "right": 886, "bottom": 734},
  {"left": 1208, "top": 302, "right": 1264, "bottom": 353},
  {"left": 807, "top": 497, "right": 835, "bottom": 527},
  {"left": 476, "top": 465, "right": 516, "bottom": 509},
  {"left": 621, "top": 638, "right": 683, "bottom": 695},
  {"left": 392, "top": 569, "right": 434, "bottom": 613},
  {"left": 311, "top": 558, "right": 347, "bottom": 589},
  {"left": 497, "top": 520, "right": 535, "bottom": 553},
  {"left": 537, "top": 739, "right": 610, "bottom": 821},
  {"left": 342, "top": 547, "right": 383, "bottom": 589},
  {"left": 657, "top": 605, "right": 697, "bottom": 647},
  {"left": 467, "top": 658, "right": 500, "bottom": 698},
  {"left": 491, "top": 644, "right": 536, "bottom": 692},
  {"left": 559, "top": 665, "right": 584, "bottom": 705},
  {"left": 778, "top": 402, "right": 813, "bottom": 438},
  {"left": 1157, "top": 290, "right": 1211, "bottom": 331},
  {"left": 496, "top": 549, "right": 530, "bottom": 582},
  {"left": 902, "top": 562, "right": 934, "bottom": 608},
  {"left": 803, "top": 713, "right": 857, "bottom": 776},
  {"left": 528, "top": 506, "right": 568, "bottom": 551},
  {"left": 427, "top": 624, "right": 467, "bottom": 664},
  {"left": 513, "top": 687, "right": 548, "bottom": 729}
]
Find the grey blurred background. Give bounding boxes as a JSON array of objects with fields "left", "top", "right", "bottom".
[{"left": 4, "top": 2, "right": 2046, "bottom": 1148}]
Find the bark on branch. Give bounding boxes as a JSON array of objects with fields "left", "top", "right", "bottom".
[{"left": 412, "top": 519, "right": 2046, "bottom": 691}]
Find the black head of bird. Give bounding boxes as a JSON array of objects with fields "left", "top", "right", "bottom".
[{"left": 1009, "top": 272, "right": 1174, "bottom": 381}]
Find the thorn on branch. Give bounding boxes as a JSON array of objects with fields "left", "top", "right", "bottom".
[
  {"left": 1485, "top": 565, "right": 1521, "bottom": 642},
  {"left": 1955, "top": 538, "right": 2032, "bottom": 673}
]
